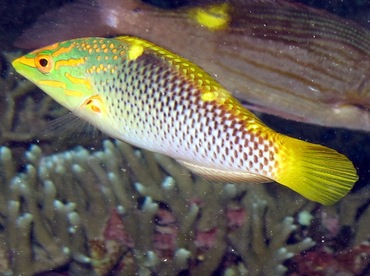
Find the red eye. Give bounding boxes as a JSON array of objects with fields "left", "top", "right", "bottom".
[{"left": 35, "top": 54, "right": 53, "bottom": 73}]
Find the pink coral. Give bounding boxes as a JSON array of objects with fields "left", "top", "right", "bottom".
[
  {"left": 195, "top": 228, "right": 218, "bottom": 250},
  {"left": 321, "top": 211, "right": 340, "bottom": 238},
  {"left": 289, "top": 242, "right": 370, "bottom": 275},
  {"left": 153, "top": 208, "right": 178, "bottom": 259},
  {"left": 103, "top": 209, "right": 134, "bottom": 247},
  {"left": 226, "top": 207, "right": 247, "bottom": 229}
]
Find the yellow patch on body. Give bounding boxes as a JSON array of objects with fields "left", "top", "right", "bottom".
[
  {"left": 201, "top": 91, "right": 217, "bottom": 101},
  {"left": 189, "top": 3, "right": 231, "bottom": 31},
  {"left": 127, "top": 44, "right": 144, "bottom": 61}
]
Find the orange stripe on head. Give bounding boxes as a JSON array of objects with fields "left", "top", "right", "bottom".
[
  {"left": 39, "top": 80, "right": 83, "bottom": 97},
  {"left": 38, "top": 80, "right": 65, "bottom": 88},
  {"left": 55, "top": 58, "right": 85, "bottom": 70},
  {"left": 65, "top": 72, "right": 92, "bottom": 90},
  {"left": 65, "top": 89, "right": 83, "bottom": 97},
  {"left": 40, "top": 42, "right": 60, "bottom": 52},
  {"left": 52, "top": 43, "right": 74, "bottom": 58},
  {"left": 13, "top": 56, "right": 36, "bottom": 68}
]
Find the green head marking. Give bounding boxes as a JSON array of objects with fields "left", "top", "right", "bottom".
[{"left": 12, "top": 38, "right": 127, "bottom": 117}]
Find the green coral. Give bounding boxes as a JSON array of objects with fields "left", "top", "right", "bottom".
[{"left": 0, "top": 140, "right": 317, "bottom": 275}]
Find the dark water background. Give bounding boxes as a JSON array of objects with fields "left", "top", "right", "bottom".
[{"left": 1, "top": 1, "right": 370, "bottom": 275}]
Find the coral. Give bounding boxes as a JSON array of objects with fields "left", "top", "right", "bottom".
[
  {"left": 303, "top": 186, "right": 370, "bottom": 249},
  {"left": 0, "top": 52, "right": 67, "bottom": 145},
  {"left": 284, "top": 184, "right": 370, "bottom": 274},
  {"left": 289, "top": 242, "right": 370, "bottom": 275},
  {"left": 0, "top": 52, "right": 40, "bottom": 143},
  {"left": 0, "top": 51, "right": 104, "bottom": 166},
  {"left": 0, "top": 140, "right": 316, "bottom": 275},
  {"left": 2, "top": 1, "right": 369, "bottom": 274},
  {"left": 227, "top": 186, "right": 316, "bottom": 275}
]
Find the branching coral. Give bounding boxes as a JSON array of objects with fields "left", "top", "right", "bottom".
[
  {"left": 1, "top": 52, "right": 49, "bottom": 143},
  {"left": 0, "top": 51, "right": 71, "bottom": 153},
  {"left": 0, "top": 140, "right": 317, "bottom": 275},
  {"left": 0, "top": 146, "right": 88, "bottom": 275},
  {"left": 284, "top": 183, "right": 370, "bottom": 274}
]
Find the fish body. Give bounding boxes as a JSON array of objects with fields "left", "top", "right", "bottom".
[
  {"left": 16, "top": 0, "right": 370, "bottom": 131},
  {"left": 12, "top": 36, "right": 358, "bottom": 205}
]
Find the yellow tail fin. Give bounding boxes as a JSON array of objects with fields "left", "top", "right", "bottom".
[{"left": 274, "top": 135, "right": 358, "bottom": 205}]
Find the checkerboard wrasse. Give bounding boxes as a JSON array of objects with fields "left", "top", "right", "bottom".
[
  {"left": 12, "top": 36, "right": 358, "bottom": 205},
  {"left": 15, "top": 0, "right": 370, "bottom": 131}
]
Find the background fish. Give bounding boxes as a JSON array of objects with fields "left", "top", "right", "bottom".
[
  {"left": 12, "top": 36, "right": 358, "bottom": 204},
  {"left": 15, "top": 0, "right": 370, "bottom": 131}
]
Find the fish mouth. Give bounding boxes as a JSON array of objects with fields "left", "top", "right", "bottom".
[{"left": 12, "top": 56, "right": 35, "bottom": 74}]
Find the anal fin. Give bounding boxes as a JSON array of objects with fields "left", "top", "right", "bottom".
[{"left": 177, "top": 160, "right": 272, "bottom": 184}]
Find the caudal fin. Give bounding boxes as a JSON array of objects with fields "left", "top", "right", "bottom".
[{"left": 274, "top": 135, "right": 358, "bottom": 205}]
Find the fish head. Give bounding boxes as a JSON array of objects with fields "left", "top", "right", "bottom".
[{"left": 12, "top": 39, "right": 104, "bottom": 117}]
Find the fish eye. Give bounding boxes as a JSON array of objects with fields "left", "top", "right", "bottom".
[
  {"left": 39, "top": 58, "right": 48, "bottom": 67},
  {"left": 35, "top": 54, "right": 53, "bottom": 74}
]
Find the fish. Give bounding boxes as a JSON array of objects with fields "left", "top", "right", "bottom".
[
  {"left": 15, "top": 0, "right": 370, "bottom": 131},
  {"left": 12, "top": 36, "right": 358, "bottom": 205}
]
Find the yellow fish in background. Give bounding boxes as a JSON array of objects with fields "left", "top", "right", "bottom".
[
  {"left": 12, "top": 36, "right": 358, "bottom": 205},
  {"left": 15, "top": 0, "right": 370, "bottom": 131}
]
